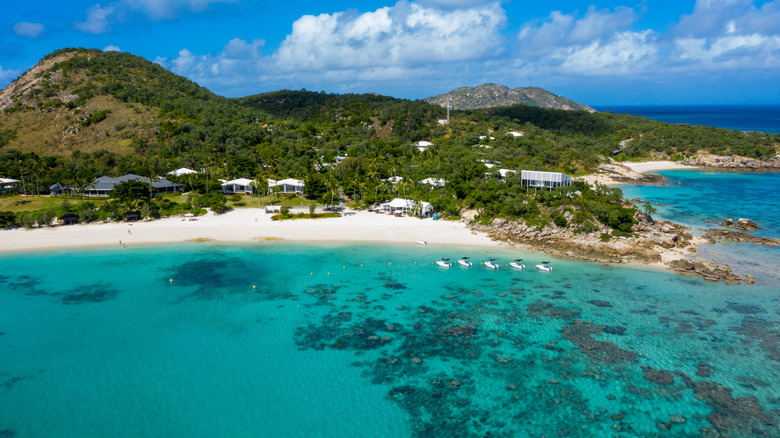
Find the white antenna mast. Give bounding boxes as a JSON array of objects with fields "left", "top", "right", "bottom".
[{"left": 446, "top": 98, "right": 452, "bottom": 124}]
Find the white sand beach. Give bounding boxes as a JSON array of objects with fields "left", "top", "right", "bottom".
[
  {"left": 620, "top": 161, "right": 700, "bottom": 173},
  {"left": 0, "top": 209, "right": 500, "bottom": 252},
  {"left": 578, "top": 160, "right": 700, "bottom": 186}
]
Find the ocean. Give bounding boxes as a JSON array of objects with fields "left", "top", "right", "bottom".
[
  {"left": 1, "top": 171, "right": 779, "bottom": 437},
  {"left": 595, "top": 105, "right": 780, "bottom": 134}
]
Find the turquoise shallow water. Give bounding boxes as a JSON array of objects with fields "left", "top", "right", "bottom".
[
  {"left": 620, "top": 170, "right": 780, "bottom": 286},
  {"left": 2, "top": 240, "right": 780, "bottom": 437}
]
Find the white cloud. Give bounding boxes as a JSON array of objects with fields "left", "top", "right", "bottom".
[
  {"left": 75, "top": 0, "right": 233, "bottom": 34},
  {"left": 75, "top": 4, "right": 117, "bottom": 34},
  {"left": 149, "top": 1, "right": 780, "bottom": 102},
  {"left": 0, "top": 66, "right": 22, "bottom": 85},
  {"left": 516, "top": 7, "right": 655, "bottom": 76},
  {"left": 13, "top": 22, "right": 45, "bottom": 38},
  {"left": 671, "top": 0, "right": 780, "bottom": 70},
  {"left": 272, "top": 1, "right": 507, "bottom": 71},
  {"left": 159, "top": 38, "right": 265, "bottom": 91},
  {"left": 103, "top": 45, "right": 121, "bottom": 52},
  {"left": 125, "top": 0, "right": 234, "bottom": 20}
]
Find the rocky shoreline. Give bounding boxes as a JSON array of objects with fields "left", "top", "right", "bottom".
[
  {"left": 464, "top": 212, "right": 756, "bottom": 285},
  {"left": 682, "top": 152, "right": 780, "bottom": 172}
]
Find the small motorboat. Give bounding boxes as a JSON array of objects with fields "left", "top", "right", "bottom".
[
  {"left": 436, "top": 258, "right": 452, "bottom": 268},
  {"left": 509, "top": 259, "right": 525, "bottom": 270},
  {"left": 457, "top": 257, "right": 472, "bottom": 267},
  {"left": 484, "top": 258, "right": 499, "bottom": 269},
  {"left": 535, "top": 261, "right": 553, "bottom": 272},
  {"left": 416, "top": 240, "right": 428, "bottom": 245}
]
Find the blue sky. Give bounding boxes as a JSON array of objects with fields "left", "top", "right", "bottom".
[{"left": 2, "top": 0, "right": 779, "bottom": 105}]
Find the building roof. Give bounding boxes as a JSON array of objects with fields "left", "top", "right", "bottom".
[
  {"left": 167, "top": 168, "right": 197, "bottom": 176},
  {"left": 222, "top": 178, "right": 255, "bottom": 187},
  {"left": 89, "top": 174, "right": 180, "bottom": 191},
  {"left": 276, "top": 178, "right": 305, "bottom": 187},
  {"left": 420, "top": 177, "right": 447, "bottom": 187}
]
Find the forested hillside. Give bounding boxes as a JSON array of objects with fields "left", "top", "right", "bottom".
[{"left": 1, "top": 48, "right": 778, "bottom": 229}]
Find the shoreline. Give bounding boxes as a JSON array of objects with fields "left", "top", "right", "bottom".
[
  {"left": 577, "top": 160, "right": 702, "bottom": 186},
  {"left": 0, "top": 209, "right": 502, "bottom": 254}
]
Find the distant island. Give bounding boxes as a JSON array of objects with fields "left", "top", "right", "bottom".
[{"left": 423, "top": 84, "right": 595, "bottom": 112}]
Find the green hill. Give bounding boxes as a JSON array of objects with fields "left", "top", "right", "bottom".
[{"left": 423, "top": 84, "right": 596, "bottom": 112}]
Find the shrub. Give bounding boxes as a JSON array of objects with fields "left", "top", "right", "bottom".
[
  {"left": 553, "top": 213, "right": 568, "bottom": 228},
  {"left": 600, "top": 233, "right": 612, "bottom": 242}
]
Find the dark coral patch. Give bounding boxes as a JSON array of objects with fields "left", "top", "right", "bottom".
[
  {"left": 641, "top": 366, "right": 675, "bottom": 385},
  {"left": 733, "top": 317, "right": 780, "bottom": 362},
  {"left": 726, "top": 301, "right": 766, "bottom": 315},
  {"left": 527, "top": 300, "right": 580, "bottom": 320},
  {"left": 589, "top": 300, "right": 612, "bottom": 308},
  {"left": 58, "top": 283, "right": 120, "bottom": 304},
  {"left": 561, "top": 320, "right": 636, "bottom": 363},
  {"left": 675, "top": 372, "right": 776, "bottom": 434}
]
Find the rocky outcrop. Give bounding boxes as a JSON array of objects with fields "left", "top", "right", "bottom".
[
  {"left": 667, "top": 259, "right": 751, "bottom": 285},
  {"left": 718, "top": 218, "right": 761, "bottom": 232},
  {"left": 467, "top": 215, "right": 690, "bottom": 265},
  {"left": 465, "top": 211, "right": 757, "bottom": 284},
  {"left": 682, "top": 152, "right": 780, "bottom": 172},
  {"left": 703, "top": 229, "right": 780, "bottom": 247},
  {"left": 594, "top": 163, "right": 666, "bottom": 184}
]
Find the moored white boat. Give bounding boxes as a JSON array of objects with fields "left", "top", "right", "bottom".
[
  {"left": 509, "top": 259, "right": 525, "bottom": 269},
  {"left": 484, "top": 258, "right": 499, "bottom": 269},
  {"left": 535, "top": 262, "right": 553, "bottom": 272},
  {"left": 457, "top": 257, "right": 472, "bottom": 267},
  {"left": 436, "top": 258, "right": 452, "bottom": 268}
]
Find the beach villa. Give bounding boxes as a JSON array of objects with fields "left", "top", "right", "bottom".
[
  {"left": 520, "top": 170, "right": 572, "bottom": 189},
  {"left": 267, "top": 178, "right": 305, "bottom": 195},
  {"left": 1, "top": 177, "right": 19, "bottom": 193},
  {"left": 222, "top": 178, "right": 256, "bottom": 194},
  {"left": 49, "top": 183, "right": 74, "bottom": 196},
  {"left": 55, "top": 174, "right": 183, "bottom": 197},
  {"left": 379, "top": 198, "right": 434, "bottom": 217}
]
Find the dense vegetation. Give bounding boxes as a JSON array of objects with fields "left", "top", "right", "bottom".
[{"left": 1, "top": 48, "right": 778, "bottom": 232}]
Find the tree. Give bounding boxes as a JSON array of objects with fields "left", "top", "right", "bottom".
[
  {"left": 642, "top": 201, "right": 657, "bottom": 215},
  {"left": 112, "top": 180, "right": 148, "bottom": 207}
]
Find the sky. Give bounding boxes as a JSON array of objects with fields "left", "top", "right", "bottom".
[{"left": 1, "top": 0, "right": 780, "bottom": 106}]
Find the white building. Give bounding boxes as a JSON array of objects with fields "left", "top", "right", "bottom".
[
  {"left": 521, "top": 170, "right": 572, "bottom": 189},
  {"left": 268, "top": 178, "right": 305, "bottom": 194},
  {"left": 420, "top": 177, "right": 447, "bottom": 188},
  {"left": 507, "top": 131, "right": 524, "bottom": 138},
  {"left": 379, "top": 198, "right": 434, "bottom": 217},
  {"left": 222, "top": 178, "right": 256, "bottom": 194},
  {"left": 415, "top": 141, "right": 434, "bottom": 152}
]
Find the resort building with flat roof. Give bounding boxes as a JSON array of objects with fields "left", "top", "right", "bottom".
[{"left": 520, "top": 170, "right": 572, "bottom": 189}]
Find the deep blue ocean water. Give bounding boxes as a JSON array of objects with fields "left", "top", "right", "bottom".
[
  {"left": 596, "top": 105, "right": 780, "bottom": 134},
  {"left": 1, "top": 172, "right": 780, "bottom": 437}
]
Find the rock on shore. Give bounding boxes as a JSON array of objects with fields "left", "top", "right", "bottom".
[{"left": 682, "top": 152, "right": 780, "bottom": 172}]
